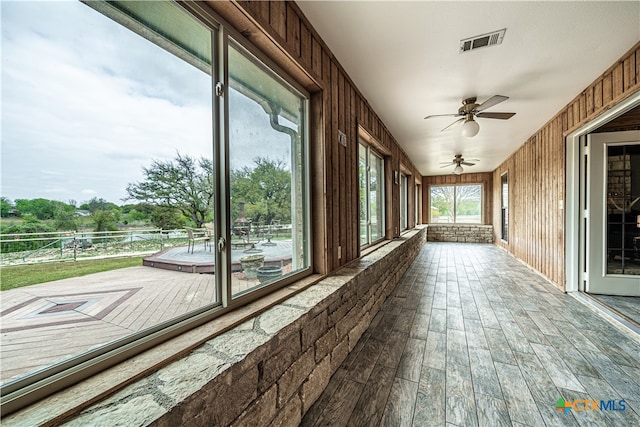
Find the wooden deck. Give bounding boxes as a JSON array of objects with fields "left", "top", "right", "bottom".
[
  {"left": 0, "top": 266, "right": 218, "bottom": 384},
  {"left": 143, "top": 242, "right": 293, "bottom": 274},
  {"left": 302, "top": 243, "right": 640, "bottom": 427},
  {"left": 1, "top": 244, "right": 297, "bottom": 385}
]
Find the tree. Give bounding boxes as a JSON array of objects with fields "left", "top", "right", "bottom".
[
  {"left": 149, "top": 206, "right": 184, "bottom": 230},
  {"left": 0, "top": 197, "right": 13, "bottom": 217},
  {"left": 79, "top": 197, "right": 119, "bottom": 213},
  {"left": 125, "top": 152, "right": 214, "bottom": 228},
  {"left": 91, "top": 209, "right": 120, "bottom": 232},
  {"left": 54, "top": 203, "right": 78, "bottom": 231},
  {"left": 230, "top": 157, "right": 291, "bottom": 225},
  {"left": 15, "top": 198, "right": 57, "bottom": 220}
]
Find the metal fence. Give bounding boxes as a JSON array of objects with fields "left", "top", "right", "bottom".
[
  {"left": 0, "top": 229, "right": 188, "bottom": 266},
  {"left": 0, "top": 224, "right": 293, "bottom": 267}
]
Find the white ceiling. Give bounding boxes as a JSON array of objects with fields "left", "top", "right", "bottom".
[{"left": 296, "top": 1, "right": 640, "bottom": 176}]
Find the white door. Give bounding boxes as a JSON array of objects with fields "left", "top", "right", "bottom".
[{"left": 586, "top": 130, "right": 640, "bottom": 296}]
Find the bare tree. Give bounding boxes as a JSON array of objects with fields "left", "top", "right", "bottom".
[{"left": 126, "top": 152, "right": 214, "bottom": 228}]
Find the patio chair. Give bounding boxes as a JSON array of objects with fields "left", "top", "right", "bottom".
[{"left": 186, "top": 227, "right": 210, "bottom": 253}]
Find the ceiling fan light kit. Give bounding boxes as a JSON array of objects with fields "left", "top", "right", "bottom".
[
  {"left": 440, "top": 154, "right": 478, "bottom": 175},
  {"left": 425, "top": 95, "right": 515, "bottom": 138},
  {"left": 461, "top": 118, "right": 479, "bottom": 137}
]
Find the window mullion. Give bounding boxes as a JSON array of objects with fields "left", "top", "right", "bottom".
[{"left": 218, "top": 27, "right": 232, "bottom": 307}]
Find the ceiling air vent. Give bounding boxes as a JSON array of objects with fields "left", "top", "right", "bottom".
[{"left": 460, "top": 28, "right": 506, "bottom": 53}]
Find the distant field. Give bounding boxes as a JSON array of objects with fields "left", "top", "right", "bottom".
[{"left": 1, "top": 256, "right": 144, "bottom": 291}]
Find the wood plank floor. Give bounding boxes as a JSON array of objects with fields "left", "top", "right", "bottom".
[{"left": 302, "top": 243, "right": 640, "bottom": 427}]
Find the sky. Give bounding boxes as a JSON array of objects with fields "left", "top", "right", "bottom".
[{"left": 1, "top": 0, "right": 294, "bottom": 206}]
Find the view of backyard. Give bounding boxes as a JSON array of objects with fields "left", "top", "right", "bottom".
[{"left": 1, "top": 0, "right": 309, "bottom": 395}]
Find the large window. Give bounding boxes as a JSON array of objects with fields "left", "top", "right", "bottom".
[
  {"left": 228, "top": 40, "right": 309, "bottom": 297},
  {"left": 359, "top": 142, "right": 385, "bottom": 246},
  {"left": 430, "top": 184, "right": 482, "bottom": 223},
  {"left": 1, "top": 0, "right": 310, "bottom": 411}
]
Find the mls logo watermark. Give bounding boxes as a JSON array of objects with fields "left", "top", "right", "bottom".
[{"left": 555, "top": 397, "right": 627, "bottom": 414}]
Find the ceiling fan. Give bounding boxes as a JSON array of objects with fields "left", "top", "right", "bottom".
[
  {"left": 440, "top": 154, "right": 478, "bottom": 175},
  {"left": 424, "top": 95, "right": 515, "bottom": 137}
]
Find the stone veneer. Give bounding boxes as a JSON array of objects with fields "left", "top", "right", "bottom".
[
  {"left": 427, "top": 224, "right": 493, "bottom": 243},
  {"left": 20, "top": 227, "right": 426, "bottom": 426}
]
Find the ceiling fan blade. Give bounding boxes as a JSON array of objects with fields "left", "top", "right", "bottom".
[
  {"left": 476, "top": 112, "right": 516, "bottom": 119},
  {"left": 441, "top": 117, "right": 464, "bottom": 132},
  {"left": 424, "top": 113, "right": 460, "bottom": 119},
  {"left": 440, "top": 163, "right": 454, "bottom": 168},
  {"left": 461, "top": 162, "right": 476, "bottom": 166},
  {"left": 475, "top": 95, "right": 508, "bottom": 112}
]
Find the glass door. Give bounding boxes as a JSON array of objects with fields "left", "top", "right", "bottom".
[{"left": 586, "top": 131, "right": 640, "bottom": 295}]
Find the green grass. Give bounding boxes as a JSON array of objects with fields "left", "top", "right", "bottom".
[{"left": 1, "top": 256, "right": 145, "bottom": 291}]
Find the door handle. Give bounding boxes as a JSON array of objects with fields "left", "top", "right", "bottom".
[{"left": 217, "top": 237, "right": 226, "bottom": 252}]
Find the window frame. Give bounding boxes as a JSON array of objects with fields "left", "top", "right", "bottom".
[
  {"left": 429, "top": 183, "right": 484, "bottom": 224},
  {"left": 0, "top": 0, "right": 312, "bottom": 413},
  {"left": 359, "top": 141, "right": 386, "bottom": 247},
  {"left": 400, "top": 172, "right": 408, "bottom": 231}
]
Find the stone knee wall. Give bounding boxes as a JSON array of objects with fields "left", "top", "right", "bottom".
[
  {"left": 61, "top": 227, "right": 427, "bottom": 427},
  {"left": 427, "top": 224, "right": 493, "bottom": 243}
]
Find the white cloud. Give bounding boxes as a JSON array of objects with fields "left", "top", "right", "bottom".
[
  {"left": 1, "top": 1, "right": 212, "bottom": 204},
  {"left": 1, "top": 1, "right": 298, "bottom": 206}
]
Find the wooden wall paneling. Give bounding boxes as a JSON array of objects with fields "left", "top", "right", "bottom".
[
  {"left": 586, "top": 86, "right": 594, "bottom": 118},
  {"left": 571, "top": 100, "right": 578, "bottom": 129},
  {"left": 603, "top": 72, "right": 613, "bottom": 105},
  {"left": 530, "top": 135, "right": 536, "bottom": 269},
  {"left": 556, "top": 116, "right": 563, "bottom": 283},
  {"left": 523, "top": 144, "right": 529, "bottom": 263},
  {"left": 579, "top": 93, "right": 587, "bottom": 122},
  {"left": 249, "top": 1, "right": 270, "bottom": 25},
  {"left": 545, "top": 125, "right": 551, "bottom": 278},
  {"left": 594, "top": 80, "right": 603, "bottom": 111},
  {"left": 548, "top": 123, "right": 554, "bottom": 281},
  {"left": 544, "top": 126, "right": 550, "bottom": 280},
  {"left": 490, "top": 44, "right": 639, "bottom": 288},
  {"left": 637, "top": 50, "right": 640, "bottom": 88},
  {"left": 268, "top": 1, "right": 286, "bottom": 42},
  {"left": 523, "top": 141, "right": 529, "bottom": 265},
  {"left": 349, "top": 85, "right": 358, "bottom": 259},
  {"left": 299, "top": 22, "right": 311, "bottom": 70},
  {"left": 285, "top": 3, "right": 301, "bottom": 58},
  {"left": 323, "top": 85, "right": 334, "bottom": 273},
  {"left": 613, "top": 61, "right": 624, "bottom": 100},
  {"left": 623, "top": 51, "right": 635, "bottom": 91},
  {"left": 311, "top": 36, "right": 322, "bottom": 80}
]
